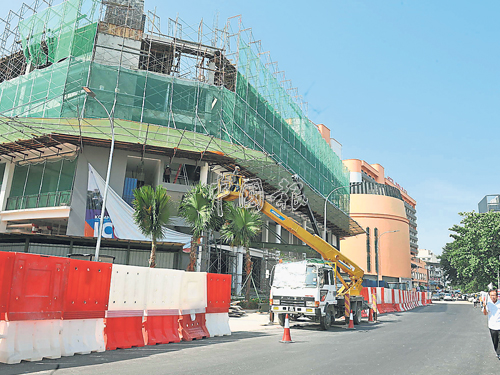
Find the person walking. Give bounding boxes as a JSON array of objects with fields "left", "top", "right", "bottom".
[{"left": 483, "top": 289, "right": 500, "bottom": 359}]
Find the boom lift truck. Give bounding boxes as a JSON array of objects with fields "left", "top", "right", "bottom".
[{"left": 217, "top": 170, "right": 366, "bottom": 330}]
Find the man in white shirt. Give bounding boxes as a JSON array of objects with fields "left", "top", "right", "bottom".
[{"left": 483, "top": 289, "right": 500, "bottom": 359}]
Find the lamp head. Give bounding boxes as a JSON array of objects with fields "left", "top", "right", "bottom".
[{"left": 82, "top": 86, "right": 96, "bottom": 98}]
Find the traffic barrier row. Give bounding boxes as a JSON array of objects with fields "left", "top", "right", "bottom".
[
  {"left": 0, "top": 252, "right": 232, "bottom": 364},
  {"left": 361, "top": 287, "right": 432, "bottom": 317}
]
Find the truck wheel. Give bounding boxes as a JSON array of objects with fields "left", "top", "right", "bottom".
[
  {"left": 353, "top": 303, "right": 362, "bottom": 325},
  {"left": 319, "top": 310, "right": 332, "bottom": 331},
  {"left": 278, "top": 313, "right": 286, "bottom": 327}
]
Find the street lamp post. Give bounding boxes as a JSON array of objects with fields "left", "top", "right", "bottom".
[
  {"left": 83, "top": 86, "right": 115, "bottom": 262},
  {"left": 323, "top": 182, "right": 361, "bottom": 241},
  {"left": 376, "top": 230, "right": 399, "bottom": 287}
]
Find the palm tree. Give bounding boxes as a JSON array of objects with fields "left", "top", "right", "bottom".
[
  {"left": 179, "top": 183, "right": 225, "bottom": 272},
  {"left": 220, "top": 204, "right": 262, "bottom": 301},
  {"left": 132, "top": 185, "right": 173, "bottom": 268}
]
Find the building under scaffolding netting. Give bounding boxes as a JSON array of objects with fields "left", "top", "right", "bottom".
[{"left": 0, "top": 0, "right": 364, "bottom": 295}]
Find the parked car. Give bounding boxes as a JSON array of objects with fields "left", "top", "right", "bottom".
[
  {"left": 443, "top": 293, "right": 453, "bottom": 301},
  {"left": 431, "top": 294, "right": 441, "bottom": 301}
]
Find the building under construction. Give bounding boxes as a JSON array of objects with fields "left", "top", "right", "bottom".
[{"left": 0, "top": 0, "right": 364, "bottom": 295}]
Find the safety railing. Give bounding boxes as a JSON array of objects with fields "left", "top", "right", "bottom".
[{"left": 5, "top": 190, "right": 72, "bottom": 210}]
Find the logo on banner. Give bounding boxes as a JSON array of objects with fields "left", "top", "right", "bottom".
[
  {"left": 84, "top": 170, "right": 117, "bottom": 238},
  {"left": 84, "top": 212, "right": 116, "bottom": 238}
]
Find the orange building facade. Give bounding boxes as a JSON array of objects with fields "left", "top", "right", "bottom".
[{"left": 341, "top": 160, "right": 417, "bottom": 289}]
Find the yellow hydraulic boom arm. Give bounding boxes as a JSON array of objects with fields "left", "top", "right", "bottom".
[{"left": 217, "top": 174, "right": 364, "bottom": 296}]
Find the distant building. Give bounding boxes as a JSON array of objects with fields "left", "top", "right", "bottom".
[
  {"left": 478, "top": 195, "right": 500, "bottom": 213},
  {"left": 315, "top": 123, "right": 342, "bottom": 159},
  {"left": 341, "top": 159, "right": 416, "bottom": 289},
  {"left": 411, "top": 256, "right": 428, "bottom": 291},
  {"left": 417, "top": 249, "right": 444, "bottom": 291}
]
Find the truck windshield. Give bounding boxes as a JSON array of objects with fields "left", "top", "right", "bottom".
[
  {"left": 305, "top": 266, "right": 317, "bottom": 287},
  {"left": 272, "top": 261, "right": 317, "bottom": 289}
]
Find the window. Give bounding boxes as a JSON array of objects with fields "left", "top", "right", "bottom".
[
  {"left": 0, "top": 163, "right": 5, "bottom": 188},
  {"left": 322, "top": 269, "right": 330, "bottom": 285},
  {"left": 366, "top": 227, "right": 371, "bottom": 272},
  {"left": 10, "top": 159, "right": 76, "bottom": 197},
  {"left": 7, "top": 158, "right": 77, "bottom": 210},
  {"left": 305, "top": 266, "right": 317, "bottom": 287}
]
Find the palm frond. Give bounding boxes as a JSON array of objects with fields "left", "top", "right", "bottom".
[
  {"left": 220, "top": 204, "right": 262, "bottom": 248},
  {"left": 179, "top": 182, "right": 222, "bottom": 237},
  {"left": 132, "top": 185, "right": 172, "bottom": 241}
]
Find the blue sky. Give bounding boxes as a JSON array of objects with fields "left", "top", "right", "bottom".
[{"left": 2, "top": 0, "right": 498, "bottom": 254}]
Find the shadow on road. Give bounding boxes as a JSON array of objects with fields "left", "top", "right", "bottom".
[
  {"left": 291, "top": 318, "right": 399, "bottom": 332},
  {"left": 290, "top": 304, "right": 447, "bottom": 332},
  {"left": 0, "top": 331, "right": 271, "bottom": 375}
]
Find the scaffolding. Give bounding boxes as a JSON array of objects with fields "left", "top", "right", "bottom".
[{"left": 0, "top": 0, "right": 352, "bottom": 213}]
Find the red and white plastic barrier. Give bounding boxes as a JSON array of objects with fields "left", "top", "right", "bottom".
[
  {"left": 105, "top": 265, "right": 148, "bottom": 350},
  {"left": 0, "top": 252, "right": 232, "bottom": 364},
  {"left": 361, "top": 286, "right": 431, "bottom": 318},
  {"left": 179, "top": 272, "right": 209, "bottom": 341},
  {"left": 61, "top": 258, "right": 111, "bottom": 356},
  {"left": 143, "top": 268, "right": 183, "bottom": 345},
  {"left": 205, "top": 273, "right": 232, "bottom": 337},
  {"left": 0, "top": 253, "right": 66, "bottom": 363}
]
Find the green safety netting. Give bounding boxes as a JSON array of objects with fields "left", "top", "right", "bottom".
[
  {"left": 19, "top": 0, "right": 98, "bottom": 67},
  {"left": 0, "top": 55, "right": 350, "bottom": 213},
  {"left": 2, "top": 0, "right": 355, "bottom": 232}
]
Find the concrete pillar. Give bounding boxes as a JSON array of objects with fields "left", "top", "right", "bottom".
[
  {"left": 331, "top": 233, "right": 338, "bottom": 248},
  {"left": 207, "top": 61, "right": 216, "bottom": 85},
  {"left": 0, "top": 161, "right": 14, "bottom": 210},
  {"left": 276, "top": 224, "right": 282, "bottom": 244},
  {"left": 199, "top": 162, "right": 209, "bottom": 185},
  {"left": 263, "top": 221, "right": 269, "bottom": 242},
  {"left": 0, "top": 162, "right": 14, "bottom": 232},
  {"left": 235, "top": 246, "right": 244, "bottom": 295},
  {"left": 155, "top": 160, "right": 162, "bottom": 186}
]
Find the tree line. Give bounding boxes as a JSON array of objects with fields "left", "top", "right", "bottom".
[{"left": 440, "top": 211, "right": 500, "bottom": 292}]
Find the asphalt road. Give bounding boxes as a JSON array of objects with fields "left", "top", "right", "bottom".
[{"left": 2, "top": 301, "right": 499, "bottom": 375}]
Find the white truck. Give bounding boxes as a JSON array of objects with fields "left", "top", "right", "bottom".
[
  {"left": 270, "top": 260, "right": 366, "bottom": 330},
  {"left": 217, "top": 171, "right": 367, "bottom": 330}
]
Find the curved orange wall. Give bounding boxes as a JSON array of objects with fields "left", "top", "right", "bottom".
[{"left": 341, "top": 194, "right": 411, "bottom": 279}]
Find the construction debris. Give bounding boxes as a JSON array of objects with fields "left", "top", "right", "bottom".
[{"left": 229, "top": 301, "right": 246, "bottom": 318}]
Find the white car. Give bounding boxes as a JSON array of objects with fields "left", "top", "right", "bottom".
[{"left": 443, "top": 294, "right": 453, "bottom": 301}]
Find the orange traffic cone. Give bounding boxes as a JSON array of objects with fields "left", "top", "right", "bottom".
[
  {"left": 368, "top": 308, "right": 374, "bottom": 322},
  {"left": 280, "top": 314, "right": 293, "bottom": 343},
  {"left": 348, "top": 311, "right": 355, "bottom": 329}
]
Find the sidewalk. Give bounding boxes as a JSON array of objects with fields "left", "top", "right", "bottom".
[{"left": 229, "top": 311, "right": 282, "bottom": 332}]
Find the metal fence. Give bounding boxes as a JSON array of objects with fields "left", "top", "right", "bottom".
[
  {"left": 0, "top": 233, "right": 180, "bottom": 269},
  {"left": 6, "top": 190, "right": 72, "bottom": 210}
]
